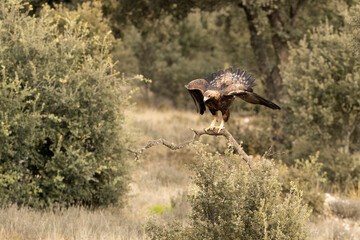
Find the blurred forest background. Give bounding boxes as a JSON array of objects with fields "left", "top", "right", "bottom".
[{"left": 1, "top": 0, "right": 360, "bottom": 239}]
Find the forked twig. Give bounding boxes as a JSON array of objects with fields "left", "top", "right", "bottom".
[{"left": 128, "top": 128, "right": 252, "bottom": 166}]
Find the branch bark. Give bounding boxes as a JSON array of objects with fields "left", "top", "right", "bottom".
[{"left": 128, "top": 128, "right": 252, "bottom": 166}]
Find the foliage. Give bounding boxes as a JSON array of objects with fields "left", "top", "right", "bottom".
[
  {"left": 28, "top": 0, "right": 87, "bottom": 13},
  {"left": 35, "top": 1, "right": 352, "bottom": 118},
  {"left": 119, "top": 9, "right": 257, "bottom": 108},
  {"left": 346, "top": 3, "right": 360, "bottom": 57},
  {"left": 0, "top": 0, "right": 129, "bottom": 208},
  {"left": 280, "top": 7, "right": 360, "bottom": 190},
  {"left": 278, "top": 152, "right": 326, "bottom": 214},
  {"left": 107, "top": 0, "right": 351, "bottom": 103},
  {"left": 147, "top": 150, "right": 310, "bottom": 240},
  {"left": 231, "top": 115, "right": 275, "bottom": 156}
]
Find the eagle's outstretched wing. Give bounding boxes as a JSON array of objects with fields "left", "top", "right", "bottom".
[
  {"left": 218, "top": 68, "right": 280, "bottom": 110},
  {"left": 186, "top": 68, "right": 280, "bottom": 113},
  {"left": 206, "top": 68, "right": 256, "bottom": 90},
  {"left": 185, "top": 79, "right": 209, "bottom": 115}
]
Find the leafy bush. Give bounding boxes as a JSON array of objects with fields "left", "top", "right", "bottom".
[
  {"left": 346, "top": 3, "right": 360, "bottom": 57},
  {"left": 280, "top": 8, "right": 360, "bottom": 190},
  {"left": 147, "top": 150, "right": 310, "bottom": 239},
  {"left": 0, "top": 1, "right": 129, "bottom": 208},
  {"left": 278, "top": 152, "right": 326, "bottom": 214}
]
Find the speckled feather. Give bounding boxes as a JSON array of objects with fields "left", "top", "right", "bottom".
[
  {"left": 185, "top": 67, "right": 280, "bottom": 119},
  {"left": 205, "top": 68, "right": 256, "bottom": 90}
]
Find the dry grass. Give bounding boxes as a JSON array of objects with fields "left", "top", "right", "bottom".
[
  {"left": 1, "top": 107, "right": 197, "bottom": 240},
  {"left": 125, "top": 107, "right": 195, "bottom": 219},
  {"left": 309, "top": 217, "right": 360, "bottom": 240},
  {"left": 327, "top": 197, "right": 360, "bottom": 220},
  {"left": 308, "top": 194, "right": 360, "bottom": 240},
  {"left": 1, "top": 107, "right": 360, "bottom": 239},
  {"left": 0, "top": 205, "right": 145, "bottom": 240}
]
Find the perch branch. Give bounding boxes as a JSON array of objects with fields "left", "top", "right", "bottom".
[{"left": 128, "top": 128, "right": 252, "bottom": 166}]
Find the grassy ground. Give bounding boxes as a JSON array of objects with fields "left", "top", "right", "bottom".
[{"left": 1, "top": 107, "right": 360, "bottom": 239}]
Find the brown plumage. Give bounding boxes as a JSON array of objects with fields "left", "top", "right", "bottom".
[{"left": 185, "top": 68, "right": 280, "bottom": 132}]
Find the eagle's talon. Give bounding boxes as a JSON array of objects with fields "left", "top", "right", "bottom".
[
  {"left": 217, "top": 120, "right": 225, "bottom": 133},
  {"left": 205, "top": 126, "right": 215, "bottom": 131},
  {"left": 217, "top": 126, "right": 224, "bottom": 133}
]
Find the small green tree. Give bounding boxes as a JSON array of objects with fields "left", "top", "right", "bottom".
[
  {"left": 0, "top": 0, "right": 129, "bottom": 208},
  {"left": 280, "top": 5, "right": 360, "bottom": 190},
  {"left": 147, "top": 150, "right": 310, "bottom": 240}
]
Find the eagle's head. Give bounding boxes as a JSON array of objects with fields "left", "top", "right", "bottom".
[{"left": 203, "top": 90, "right": 220, "bottom": 102}]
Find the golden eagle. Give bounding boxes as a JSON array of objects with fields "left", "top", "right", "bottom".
[{"left": 185, "top": 68, "right": 280, "bottom": 132}]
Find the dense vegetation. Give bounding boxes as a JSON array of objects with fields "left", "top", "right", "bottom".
[
  {"left": 0, "top": 0, "right": 129, "bottom": 208},
  {"left": 1, "top": 0, "right": 360, "bottom": 239},
  {"left": 281, "top": 16, "right": 360, "bottom": 191},
  {"left": 147, "top": 150, "right": 310, "bottom": 240}
]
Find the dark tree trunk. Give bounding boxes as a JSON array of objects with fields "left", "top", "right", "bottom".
[
  {"left": 240, "top": 5, "right": 282, "bottom": 101},
  {"left": 239, "top": 1, "right": 306, "bottom": 101}
]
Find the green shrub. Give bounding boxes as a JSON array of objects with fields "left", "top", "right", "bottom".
[
  {"left": 346, "top": 3, "right": 360, "bottom": 57},
  {"left": 280, "top": 7, "right": 360, "bottom": 190},
  {"left": 278, "top": 152, "right": 326, "bottom": 215},
  {"left": 0, "top": 1, "right": 129, "bottom": 208},
  {"left": 147, "top": 150, "right": 310, "bottom": 239}
]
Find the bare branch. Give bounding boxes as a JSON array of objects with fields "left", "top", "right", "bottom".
[{"left": 128, "top": 128, "right": 252, "bottom": 166}]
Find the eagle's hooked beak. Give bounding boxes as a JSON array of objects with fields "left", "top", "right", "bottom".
[{"left": 203, "top": 96, "right": 209, "bottom": 102}]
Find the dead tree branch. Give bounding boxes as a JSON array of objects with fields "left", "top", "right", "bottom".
[{"left": 128, "top": 128, "right": 252, "bottom": 166}]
